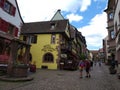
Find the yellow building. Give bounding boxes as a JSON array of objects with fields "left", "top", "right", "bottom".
[{"left": 20, "top": 10, "right": 86, "bottom": 70}]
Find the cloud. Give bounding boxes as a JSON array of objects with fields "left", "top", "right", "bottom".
[
  {"left": 78, "top": 12, "right": 108, "bottom": 50},
  {"left": 17, "top": 0, "right": 91, "bottom": 22},
  {"left": 66, "top": 13, "right": 83, "bottom": 22},
  {"left": 79, "top": 0, "right": 91, "bottom": 12}
]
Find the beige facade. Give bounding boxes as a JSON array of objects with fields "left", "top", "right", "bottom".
[
  {"left": 104, "top": 0, "right": 116, "bottom": 64},
  {"left": 105, "top": 0, "right": 120, "bottom": 65},
  {"left": 114, "top": 0, "right": 120, "bottom": 63}
]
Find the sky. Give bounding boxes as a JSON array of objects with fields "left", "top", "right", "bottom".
[{"left": 17, "top": 0, "right": 108, "bottom": 50}]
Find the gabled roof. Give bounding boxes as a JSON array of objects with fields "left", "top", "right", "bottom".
[
  {"left": 51, "top": 9, "right": 65, "bottom": 21},
  {"left": 21, "top": 19, "right": 69, "bottom": 34}
]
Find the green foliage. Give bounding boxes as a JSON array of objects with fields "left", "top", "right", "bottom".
[{"left": 80, "top": 54, "right": 86, "bottom": 60}]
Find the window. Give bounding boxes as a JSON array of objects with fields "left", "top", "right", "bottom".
[
  {"left": 50, "top": 22, "right": 56, "bottom": 30},
  {"left": 51, "top": 34, "right": 56, "bottom": 44},
  {"left": 110, "top": 30, "right": 115, "bottom": 39},
  {"left": 23, "top": 36, "right": 27, "bottom": 42},
  {"left": 0, "top": 0, "right": 16, "bottom": 16},
  {"left": 4, "top": 1, "right": 11, "bottom": 13},
  {"left": 8, "top": 24, "right": 14, "bottom": 35},
  {"left": 31, "top": 35, "right": 37, "bottom": 43},
  {"left": 108, "top": 12, "right": 113, "bottom": 20},
  {"left": 43, "top": 53, "right": 54, "bottom": 62},
  {"left": 0, "top": 18, "right": 18, "bottom": 37},
  {"left": 8, "top": 26, "right": 19, "bottom": 37},
  {"left": 23, "top": 35, "right": 37, "bottom": 44}
]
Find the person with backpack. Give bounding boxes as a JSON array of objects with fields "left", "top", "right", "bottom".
[
  {"left": 79, "top": 60, "right": 85, "bottom": 78},
  {"left": 85, "top": 59, "right": 91, "bottom": 78}
]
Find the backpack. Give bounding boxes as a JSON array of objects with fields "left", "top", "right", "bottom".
[{"left": 79, "top": 61, "right": 85, "bottom": 68}]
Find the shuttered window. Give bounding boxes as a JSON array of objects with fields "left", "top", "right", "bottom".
[
  {"left": 0, "top": 0, "right": 16, "bottom": 16},
  {"left": 0, "top": 18, "right": 19, "bottom": 37},
  {"left": 4, "top": 1, "right": 11, "bottom": 13},
  {"left": 8, "top": 24, "right": 14, "bottom": 35}
]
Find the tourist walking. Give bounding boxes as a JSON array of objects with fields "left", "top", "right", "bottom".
[
  {"left": 79, "top": 60, "right": 85, "bottom": 78},
  {"left": 85, "top": 59, "right": 91, "bottom": 78}
]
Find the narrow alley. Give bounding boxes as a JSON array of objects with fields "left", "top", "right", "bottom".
[{"left": 0, "top": 63, "right": 120, "bottom": 90}]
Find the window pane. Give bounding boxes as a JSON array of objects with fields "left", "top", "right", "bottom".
[
  {"left": 111, "top": 30, "right": 114, "bottom": 39},
  {"left": 109, "top": 12, "right": 113, "bottom": 20},
  {"left": 51, "top": 34, "right": 56, "bottom": 44},
  {"left": 8, "top": 24, "right": 14, "bottom": 35},
  {"left": 4, "top": 1, "right": 11, "bottom": 13},
  {"left": 31, "top": 35, "right": 37, "bottom": 43},
  {"left": 43, "top": 53, "right": 53, "bottom": 62}
]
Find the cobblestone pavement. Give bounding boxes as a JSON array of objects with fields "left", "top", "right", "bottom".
[{"left": 0, "top": 63, "right": 120, "bottom": 90}]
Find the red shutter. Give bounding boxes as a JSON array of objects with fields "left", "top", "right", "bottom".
[
  {"left": 4, "top": 21, "right": 9, "bottom": 32},
  {"left": 0, "top": 19, "right": 8, "bottom": 32},
  {"left": 14, "top": 27, "right": 18, "bottom": 37},
  {"left": 0, "top": 0, "right": 5, "bottom": 8},
  {"left": 11, "top": 6, "right": 16, "bottom": 16},
  {"left": 0, "top": 19, "right": 4, "bottom": 31},
  {"left": 0, "top": 18, "right": 2, "bottom": 30}
]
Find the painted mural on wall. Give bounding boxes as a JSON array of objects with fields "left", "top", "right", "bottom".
[{"left": 42, "top": 44, "right": 56, "bottom": 52}]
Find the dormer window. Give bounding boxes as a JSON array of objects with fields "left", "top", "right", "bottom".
[{"left": 50, "top": 22, "right": 56, "bottom": 30}]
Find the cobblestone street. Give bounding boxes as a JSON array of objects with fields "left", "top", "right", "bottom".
[{"left": 0, "top": 63, "right": 120, "bottom": 90}]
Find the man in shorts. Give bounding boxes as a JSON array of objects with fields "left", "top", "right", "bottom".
[{"left": 85, "top": 59, "right": 91, "bottom": 78}]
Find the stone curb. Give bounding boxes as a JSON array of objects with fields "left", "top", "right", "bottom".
[{"left": 0, "top": 76, "right": 34, "bottom": 82}]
